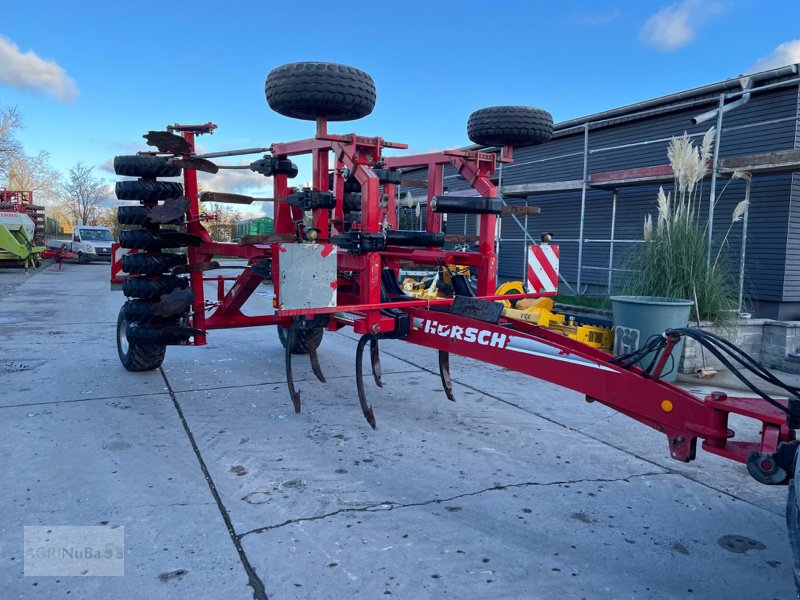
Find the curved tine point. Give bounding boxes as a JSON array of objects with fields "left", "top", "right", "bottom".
[
  {"left": 369, "top": 337, "right": 384, "bottom": 387},
  {"left": 306, "top": 329, "right": 326, "bottom": 383},
  {"left": 356, "top": 335, "right": 378, "bottom": 429},
  {"left": 438, "top": 350, "right": 456, "bottom": 402},
  {"left": 285, "top": 327, "right": 302, "bottom": 413}
]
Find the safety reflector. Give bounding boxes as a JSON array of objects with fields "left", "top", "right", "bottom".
[{"left": 526, "top": 244, "right": 559, "bottom": 295}]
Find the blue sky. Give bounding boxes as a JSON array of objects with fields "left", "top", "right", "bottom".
[{"left": 1, "top": 0, "right": 799, "bottom": 212}]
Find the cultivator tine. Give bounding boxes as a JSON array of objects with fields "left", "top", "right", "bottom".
[
  {"left": 438, "top": 351, "right": 456, "bottom": 402},
  {"left": 143, "top": 130, "right": 192, "bottom": 154},
  {"left": 306, "top": 330, "right": 326, "bottom": 383},
  {"left": 285, "top": 327, "right": 302, "bottom": 414},
  {"left": 149, "top": 196, "right": 190, "bottom": 223},
  {"left": 356, "top": 335, "right": 378, "bottom": 429},
  {"left": 154, "top": 288, "right": 195, "bottom": 317},
  {"left": 171, "top": 261, "right": 221, "bottom": 274},
  {"left": 370, "top": 338, "right": 383, "bottom": 387},
  {"left": 170, "top": 156, "right": 219, "bottom": 174}
]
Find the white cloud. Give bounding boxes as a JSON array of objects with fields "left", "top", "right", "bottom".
[
  {"left": 0, "top": 36, "right": 78, "bottom": 103},
  {"left": 639, "top": 0, "right": 724, "bottom": 52},
  {"left": 198, "top": 165, "right": 273, "bottom": 198},
  {"left": 569, "top": 8, "right": 621, "bottom": 28},
  {"left": 746, "top": 40, "right": 800, "bottom": 74}
]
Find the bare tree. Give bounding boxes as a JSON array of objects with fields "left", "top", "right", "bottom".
[
  {"left": 0, "top": 106, "right": 22, "bottom": 156},
  {"left": 3, "top": 150, "right": 61, "bottom": 202},
  {"left": 0, "top": 106, "right": 23, "bottom": 180},
  {"left": 57, "top": 162, "right": 111, "bottom": 225}
]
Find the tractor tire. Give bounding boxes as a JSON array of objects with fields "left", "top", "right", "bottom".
[
  {"left": 121, "top": 252, "right": 186, "bottom": 275},
  {"left": 277, "top": 324, "right": 324, "bottom": 355},
  {"left": 121, "top": 299, "right": 184, "bottom": 324},
  {"left": 265, "top": 62, "right": 376, "bottom": 122},
  {"left": 117, "top": 205, "right": 181, "bottom": 226},
  {"left": 126, "top": 323, "right": 193, "bottom": 345},
  {"left": 122, "top": 275, "right": 188, "bottom": 299},
  {"left": 327, "top": 172, "right": 361, "bottom": 193},
  {"left": 116, "top": 180, "right": 184, "bottom": 201},
  {"left": 117, "top": 308, "right": 166, "bottom": 371},
  {"left": 467, "top": 106, "right": 553, "bottom": 147},
  {"left": 114, "top": 155, "right": 181, "bottom": 178},
  {"left": 120, "top": 229, "right": 193, "bottom": 250}
]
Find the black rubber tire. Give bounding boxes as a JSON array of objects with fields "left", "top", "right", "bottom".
[
  {"left": 122, "top": 299, "right": 184, "bottom": 324},
  {"left": 328, "top": 172, "right": 361, "bottom": 193},
  {"left": 120, "top": 229, "right": 191, "bottom": 250},
  {"left": 114, "top": 155, "right": 181, "bottom": 178},
  {"left": 121, "top": 252, "right": 186, "bottom": 275},
  {"left": 467, "top": 106, "right": 554, "bottom": 147},
  {"left": 265, "top": 62, "right": 376, "bottom": 122},
  {"left": 116, "top": 180, "right": 184, "bottom": 201},
  {"left": 126, "top": 323, "right": 192, "bottom": 345},
  {"left": 277, "top": 324, "right": 324, "bottom": 355},
  {"left": 117, "top": 308, "right": 166, "bottom": 371},
  {"left": 117, "top": 205, "right": 181, "bottom": 226},
  {"left": 122, "top": 275, "right": 189, "bottom": 299}
]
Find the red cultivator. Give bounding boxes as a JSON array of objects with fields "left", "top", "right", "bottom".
[{"left": 112, "top": 61, "right": 798, "bottom": 490}]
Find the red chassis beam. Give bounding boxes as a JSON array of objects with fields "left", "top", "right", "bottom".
[{"left": 402, "top": 306, "right": 794, "bottom": 465}]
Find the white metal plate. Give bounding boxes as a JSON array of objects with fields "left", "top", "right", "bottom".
[{"left": 277, "top": 243, "right": 337, "bottom": 311}]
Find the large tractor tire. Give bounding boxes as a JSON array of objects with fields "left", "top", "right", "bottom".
[
  {"left": 265, "top": 62, "right": 376, "bottom": 122},
  {"left": 121, "top": 299, "right": 186, "bottom": 325},
  {"left": 120, "top": 229, "right": 197, "bottom": 250},
  {"left": 277, "top": 324, "right": 324, "bottom": 355},
  {"left": 122, "top": 275, "right": 188, "bottom": 299},
  {"left": 117, "top": 205, "right": 182, "bottom": 226},
  {"left": 116, "top": 180, "right": 184, "bottom": 201},
  {"left": 116, "top": 308, "right": 166, "bottom": 371},
  {"left": 121, "top": 252, "right": 186, "bottom": 275},
  {"left": 113, "top": 155, "right": 181, "bottom": 178},
  {"left": 467, "top": 106, "right": 553, "bottom": 147}
]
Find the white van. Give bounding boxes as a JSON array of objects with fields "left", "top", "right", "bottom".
[{"left": 72, "top": 226, "right": 115, "bottom": 262}]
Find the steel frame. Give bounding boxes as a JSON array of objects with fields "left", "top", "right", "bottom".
[{"left": 159, "top": 119, "right": 794, "bottom": 481}]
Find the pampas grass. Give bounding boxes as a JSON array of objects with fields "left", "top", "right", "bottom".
[{"left": 628, "top": 128, "right": 741, "bottom": 322}]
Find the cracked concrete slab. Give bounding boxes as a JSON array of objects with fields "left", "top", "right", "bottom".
[
  {"left": 241, "top": 473, "right": 794, "bottom": 599},
  {"left": 2, "top": 262, "right": 797, "bottom": 599},
  {"left": 0, "top": 388, "right": 250, "bottom": 598},
  {"left": 176, "top": 370, "right": 666, "bottom": 534}
]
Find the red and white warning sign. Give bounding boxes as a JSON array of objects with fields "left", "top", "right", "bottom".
[
  {"left": 110, "top": 243, "right": 136, "bottom": 286},
  {"left": 526, "top": 244, "right": 559, "bottom": 294}
]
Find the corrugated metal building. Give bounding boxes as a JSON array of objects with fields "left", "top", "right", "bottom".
[{"left": 400, "top": 65, "right": 800, "bottom": 319}]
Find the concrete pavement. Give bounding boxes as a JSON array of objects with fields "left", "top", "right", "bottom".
[{"left": 0, "top": 262, "right": 796, "bottom": 599}]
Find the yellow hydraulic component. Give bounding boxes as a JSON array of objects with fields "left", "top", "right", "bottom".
[
  {"left": 402, "top": 264, "right": 472, "bottom": 299},
  {"left": 516, "top": 296, "right": 554, "bottom": 311},
  {"left": 495, "top": 280, "right": 525, "bottom": 308},
  {"left": 502, "top": 306, "right": 613, "bottom": 351}
]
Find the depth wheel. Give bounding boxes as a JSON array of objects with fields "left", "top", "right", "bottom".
[
  {"left": 277, "top": 324, "right": 324, "bottom": 354},
  {"left": 265, "top": 62, "right": 376, "bottom": 121},
  {"left": 117, "top": 307, "right": 166, "bottom": 371},
  {"left": 467, "top": 106, "right": 553, "bottom": 147}
]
